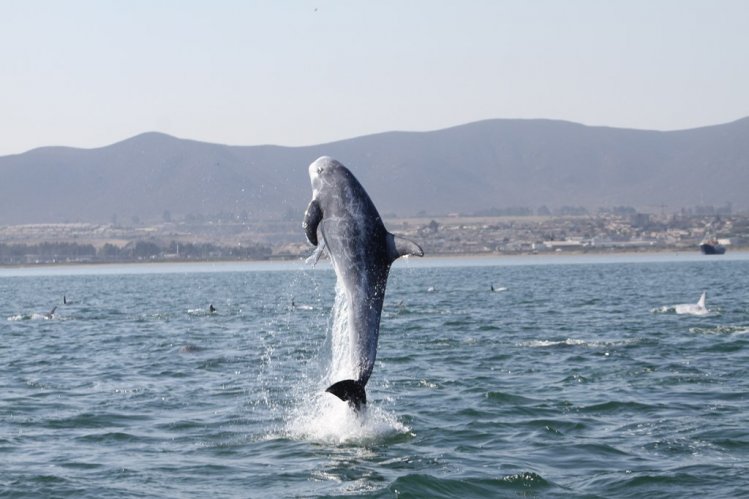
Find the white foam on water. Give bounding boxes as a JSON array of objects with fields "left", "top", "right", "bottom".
[
  {"left": 285, "top": 391, "right": 409, "bottom": 445},
  {"left": 520, "top": 338, "right": 639, "bottom": 349},
  {"left": 689, "top": 324, "right": 749, "bottom": 335},
  {"left": 522, "top": 338, "right": 589, "bottom": 348},
  {"left": 652, "top": 305, "right": 674, "bottom": 314}
]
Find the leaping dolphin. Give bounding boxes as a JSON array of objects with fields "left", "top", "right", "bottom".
[{"left": 303, "top": 156, "right": 423, "bottom": 411}]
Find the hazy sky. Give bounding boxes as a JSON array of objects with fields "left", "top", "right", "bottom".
[{"left": 2, "top": 0, "right": 748, "bottom": 155}]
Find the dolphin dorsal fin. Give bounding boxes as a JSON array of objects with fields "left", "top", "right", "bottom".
[
  {"left": 697, "top": 291, "right": 706, "bottom": 308},
  {"left": 389, "top": 234, "right": 424, "bottom": 262}
]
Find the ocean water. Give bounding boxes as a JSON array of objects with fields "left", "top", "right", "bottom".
[{"left": 2, "top": 253, "right": 748, "bottom": 498}]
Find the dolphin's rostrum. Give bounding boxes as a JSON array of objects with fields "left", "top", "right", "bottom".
[{"left": 303, "top": 156, "right": 423, "bottom": 411}]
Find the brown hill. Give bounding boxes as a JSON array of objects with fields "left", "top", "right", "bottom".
[{"left": 0, "top": 117, "right": 747, "bottom": 224}]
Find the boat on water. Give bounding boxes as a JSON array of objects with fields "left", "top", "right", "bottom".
[{"left": 700, "top": 235, "right": 726, "bottom": 255}]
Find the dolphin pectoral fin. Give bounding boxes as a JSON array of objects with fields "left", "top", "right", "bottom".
[
  {"left": 326, "top": 379, "right": 367, "bottom": 411},
  {"left": 303, "top": 199, "right": 322, "bottom": 246},
  {"left": 390, "top": 234, "right": 424, "bottom": 262},
  {"left": 305, "top": 240, "right": 327, "bottom": 266}
]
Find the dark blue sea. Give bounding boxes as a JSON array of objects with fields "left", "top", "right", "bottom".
[{"left": 2, "top": 253, "right": 749, "bottom": 498}]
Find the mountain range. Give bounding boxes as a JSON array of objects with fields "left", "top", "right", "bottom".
[{"left": 1, "top": 117, "right": 747, "bottom": 225}]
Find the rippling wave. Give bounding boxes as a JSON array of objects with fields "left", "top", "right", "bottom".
[{"left": 1, "top": 255, "right": 749, "bottom": 497}]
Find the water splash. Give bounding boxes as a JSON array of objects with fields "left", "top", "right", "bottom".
[
  {"left": 285, "top": 392, "right": 409, "bottom": 444},
  {"left": 326, "top": 280, "right": 355, "bottom": 384},
  {"left": 283, "top": 276, "right": 409, "bottom": 444}
]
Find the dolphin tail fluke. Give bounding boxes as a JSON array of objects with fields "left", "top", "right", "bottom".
[
  {"left": 389, "top": 234, "right": 424, "bottom": 262},
  {"left": 326, "top": 379, "right": 367, "bottom": 411}
]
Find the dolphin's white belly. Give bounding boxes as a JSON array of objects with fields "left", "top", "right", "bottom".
[{"left": 322, "top": 218, "right": 386, "bottom": 384}]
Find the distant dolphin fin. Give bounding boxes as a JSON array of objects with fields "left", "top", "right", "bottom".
[
  {"left": 389, "top": 234, "right": 424, "bottom": 262},
  {"left": 698, "top": 291, "right": 706, "bottom": 308},
  {"left": 326, "top": 379, "right": 367, "bottom": 411}
]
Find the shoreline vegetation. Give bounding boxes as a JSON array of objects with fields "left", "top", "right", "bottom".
[{"left": 1, "top": 212, "right": 747, "bottom": 267}]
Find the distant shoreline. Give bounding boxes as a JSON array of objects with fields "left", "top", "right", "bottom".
[
  {"left": 2, "top": 247, "right": 747, "bottom": 273},
  {"left": 3, "top": 212, "right": 745, "bottom": 267}
]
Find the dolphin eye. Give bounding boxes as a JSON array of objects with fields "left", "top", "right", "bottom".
[{"left": 317, "top": 167, "right": 324, "bottom": 174}]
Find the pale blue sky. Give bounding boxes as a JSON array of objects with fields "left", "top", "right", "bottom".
[{"left": 1, "top": 0, "right": 747, "bottom": 155}]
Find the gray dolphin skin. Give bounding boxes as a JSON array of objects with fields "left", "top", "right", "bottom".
[{"left": 303, "top": 156, "right": 424, "bottom": 411}]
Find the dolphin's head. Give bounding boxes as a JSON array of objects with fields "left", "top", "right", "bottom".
[{"left": 308, "top": 156, "right": 346, "bottom": 196}]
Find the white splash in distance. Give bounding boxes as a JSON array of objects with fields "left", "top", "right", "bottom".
[{"left": 653, "top": 291, "right": 712, "bottom": 316}]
